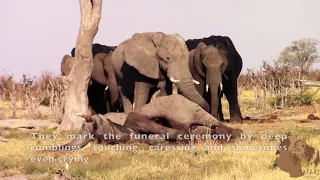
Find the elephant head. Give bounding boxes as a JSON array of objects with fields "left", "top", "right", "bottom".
[
  {"left": 122, "top": 32, "right": 210, "bottom": 112},
  {"left": 192, "top": 42, "right": 228, "bottom": 118},
  {"left": 61, "top": 54, "right": 75, "bottom": 76},
  {"left": 92, "top": 53, "right": 109, "bottom": 85}
]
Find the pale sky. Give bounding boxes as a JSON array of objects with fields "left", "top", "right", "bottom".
[{"left": 1, "top": 0, "right": 319, "bottom": 79}]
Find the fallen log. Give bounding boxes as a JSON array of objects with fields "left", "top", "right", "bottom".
[
  {"left": 297, "top": 79, "right": 320, "bottom": 87},
  {"left": 0, "top": 136, "right": 8, "bottom": 143}
]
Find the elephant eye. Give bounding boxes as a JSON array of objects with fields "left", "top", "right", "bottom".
[{"left": 164, "top": 56, "right": 171, "bottom": 63}]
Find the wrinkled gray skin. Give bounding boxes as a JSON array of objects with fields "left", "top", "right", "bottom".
[
  {"left": 112, "top": 32, "right": 210, "bottom": 113},
  {"left": 92, "top": 52, "right": 121, "bottom": 112},
  {"left": 60, "top": 52, "right": 122, "bottom": 114},
  {"left": 59, "top": 94, "right": 242, "bottom": 149},
  {"left": 189, "top": 42, "right": 228, "bottom": 120},
  {"left": 61, "top": 55, "right": 74, "bottom": 77}
]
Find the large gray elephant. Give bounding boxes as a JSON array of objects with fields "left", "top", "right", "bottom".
[
  {"left": 189, "top": 42, "right": 227, "bottom": 121},
  {"left": 60, "top": 52, "right": 122, "bottom": 114},
  {"left": 112, "top": 32, "right": 210, "bottom": 113},
  {"left": 91, "top": 52, "right": 122, "bottom": 113},
  {"left": 186, "top": 36, "right": 243, "bottom": 123}
]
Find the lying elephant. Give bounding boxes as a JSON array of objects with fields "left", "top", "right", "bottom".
[{"left": 60, "top": 94, "right": 242, "bottom": 149}]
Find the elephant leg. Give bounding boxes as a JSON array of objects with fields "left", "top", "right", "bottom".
[
  {"left": 105, "top": 90, "right": 111, "bottom": 113},
  {"left": 87, "top": 80, "right": 107, "bottom": 114},
  {"left": 165, "top": 79, "right": 172, "bottom": 95},
  {"left": 222, "top": 76, "right": 243, "bottom": 123},
  {"left": 125, "top": 112, "right": 181, "bottom": 141},
  {"left": 134, "top": 81, "right": 150, "bottom": 110},
  {"left": 204, "top": 87, "right": 211, "bottom": 110},
  {"left": 119, "top": 86, "right": 133, "bottom": 113},
  {"left": 108, "top": 76, "right": 121, "bottom": 112},
  {"left": 218, "top": 86, "right": 225, "bottom": 121}
]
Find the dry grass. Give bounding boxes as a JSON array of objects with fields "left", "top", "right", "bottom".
[
  {"left": 0, "top": 119, "right": 319, "bottom": 180},
  {"left": 0, "top": 71, "right": 64, "bottom": 120}
]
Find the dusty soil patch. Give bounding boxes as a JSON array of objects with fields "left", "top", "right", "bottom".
[{"left": 0, "top": 119, "right": 58, "bottom": 130}]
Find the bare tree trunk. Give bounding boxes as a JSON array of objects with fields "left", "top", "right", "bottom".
[
  {"left": 262, "top": 86, "right": 267, "bottom": 108},
  {"left": 237, "top": 86, "right": 242, "bottom": 107},
  {"left": 59, "top": 0, "right": 102, "bottom": 130}
]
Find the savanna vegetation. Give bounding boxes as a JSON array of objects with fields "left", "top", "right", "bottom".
[
  {"left": 0, "top": 38, "right": 319, "bottom": 180},
  {"left": 0, "top": 0, "right": 319, "bottom": 179}
]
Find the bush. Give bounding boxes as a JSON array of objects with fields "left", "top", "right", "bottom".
[
  {"left": 40, "top": 96, "right": 50, "bottom": 106},
  {"left": 268, "top": 92, "right": 313, "bottom": 107},
  {"left": 287, "top": 92, "right": 313, "bottom": 106}
]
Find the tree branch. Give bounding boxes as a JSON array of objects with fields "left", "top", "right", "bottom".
[
  {"left": 79, "top": 0, "right": 93, "bottom": 29},
  {"left": 90, "top": 0, "right": 102, "bottom": 28}
]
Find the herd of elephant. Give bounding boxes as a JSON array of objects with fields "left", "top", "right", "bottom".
[{"left": 61, "top": 32, "right": 243, "bottom": 124}]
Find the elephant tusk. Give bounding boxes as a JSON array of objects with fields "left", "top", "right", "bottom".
[
  {"left": 220, "top": 82, "right": 223, "bottom": 89},
  {"left": 206, "top": 84, "right": 209, "bottom": 92},
  {"left": 105, "top": 86, "right": 109, "bottom": 91},
  {"left": 169, "top": 77, "right": 180, "bottom": 83},
  {"left": 193, "top": 79, "right": 200, "bottom": 85},
  {"left": 133, "top": 102, "right": 135, "bottom": 109},
  {"left": 76, "top": 113, "right": 93, "bottom": 122}
]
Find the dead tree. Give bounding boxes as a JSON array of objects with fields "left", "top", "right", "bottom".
[{"left": 59, "top": 0, "right": 102, "bottom": 130}]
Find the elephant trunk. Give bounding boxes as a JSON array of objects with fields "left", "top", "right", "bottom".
[
  {"left": 60, "top": 137, "right": 92, "bottom": 150},
  {"left": 207, "top": 69, "right": 222, "bottom": 119},
  {"left": 176, "top": 69, "right": 210, "bottom": 112},
  {"left": 59, "top": 123, "right": 94, "bottom": 150},
  {"left": 108, "top": 74, "right": 120, "bottom": 112}
]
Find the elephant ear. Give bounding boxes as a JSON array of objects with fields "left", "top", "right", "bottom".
[
  {"left": 148, "top": 32, "right": 165, "bottom": 47},
  {"left": 92, "top": 53, "right": 108, "bottom": 85},
  {"left": 156, "top": 46, "right": 171, "bottom": 63},
  {"left": 193, "top": 42, "right": 207, "bottom": 77},
  {"left": 188, "top": 49, "right": 196, "bottom": 71},
  {"left": 218, "top": 48, "right": 227, "bottom": 57},
  {"left": 219, "top": 49, "right": 229, "bottom": 74},
  {"left": 104, "top": 113, "right": 127, "bottom": 126},
  {"left": 61, "top": 54, "right": 73, "bottom": 76},
  {"left": 124, "top": 44, "right": 160, "bottom": 80},
  {"left": 189, "top": 49, "right": 195, "bottom": 63}
]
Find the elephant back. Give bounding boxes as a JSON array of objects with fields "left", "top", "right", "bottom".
[{"left": 70, "top": 44, "right": 117, "bottom": 57}]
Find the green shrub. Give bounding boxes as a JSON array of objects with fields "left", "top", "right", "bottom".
[
  {"left": 40, "top": 96, "right": 50, "bottom": 106},
  {"left": 268, "top": 92, "right": 313, "bottom": 107}
]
